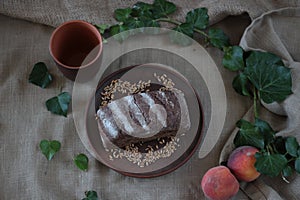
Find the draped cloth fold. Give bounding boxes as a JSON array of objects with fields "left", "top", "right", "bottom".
[{"left": 220, "top": 7, "right": 300, "bottom": 200}]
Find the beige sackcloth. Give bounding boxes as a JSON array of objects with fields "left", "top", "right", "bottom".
[{"left": 0, "top": 0, "right": 300, "bottom": 199}]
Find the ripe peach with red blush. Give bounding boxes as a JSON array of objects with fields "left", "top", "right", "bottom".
[
  {"left": 201, "top": 166, "right": 239, "bottom": 200},
  {"left": 227, "top": 146, "right": 260, "bottom": 182}
]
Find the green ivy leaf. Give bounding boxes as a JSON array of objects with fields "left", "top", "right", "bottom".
[
  {"left": 137, "top": 16, "right": 161, "bottom": 34},
  {"left": 298, "top": 148, "right": 300, "bottom": 157},
  {"left": 232, "top": 73, "right": 251, "bottom": 96},
  {"left": 45, "top": 92, "right": 71, "bottom": 117},
  {"left": 110, "top": 24, "right": 128, "bottom": 35},
  {"left": 152, "top": 0, "right": 177, "bottom": 18},
  {"left": 94, "top": 24, "right": 110, "bottom": 34},
  {"left": 222, "top": 46, "right": 244, "bottom": 71},
  {"left": 234, "top": 119, "right": 265, "bottom": 149},
  {"left": 255, "top": 152, "right": 288, "bottom": 177},
  {"left": 244, "top": 51, "right": 292, "bottom": 103},
  {"left": 132, "top": 2, "right": 153, "bottom": 18},
  {"left": 247, "top": 50, "right": 284, "bottom": 66},
  {"left": 208, "top": 28, "right": 230, "bottom": 49},
  {"left": 140, "top": 16, "right": 160, "bottom": 28},
  {"left": 124, "top": 18, "right": 145, "bottom": 30},
  {"left": 254, "top": 118, "right": 275, "bottom": 146},
  {"left": 295, "top": 158, "right": 300, "bottom": 173},
  {"left": 185, "top": 8, "right": 209, "bottom": 30},
  {"left": 114, "top": 8, "right": 132, "bottom": 22},
  {"left": 74, "top": 153, "right": 89, "bottom": 171},
  {"left": 282, "top": 165, "right": 293, "bottom": 177},
  {"left": 285, "top": 137, "right": 299, "bottom": 157},
  {"left": 29, "top": 62, "right": 52, "bottom": 88},
  {"left": 169, "top": 23, "right": 194, "bottom": 46},
  {"left": 82, "top": 190, "right": 98, "bottom": 200},
  {"left": 173, "top": 23, "right": 194, "bottom": 37},
  {"left": 110, "top": 24, "right": 130, "bottom": 42},
  {"left": 39, "top": 140, "right": 61, "bottom": 160}
]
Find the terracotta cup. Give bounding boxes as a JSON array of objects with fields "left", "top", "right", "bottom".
[{"left": 49, "top": 20, "right": 102, "bottom": 81}]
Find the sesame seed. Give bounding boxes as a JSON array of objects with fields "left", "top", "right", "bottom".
[{"left": 98, "top": 74, "right": 187, "bottom": 167}]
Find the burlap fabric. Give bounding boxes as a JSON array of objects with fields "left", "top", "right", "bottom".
[
  {"left": 0, "top": 0, "right": 299, "bottom": 199},
  {"left": 1, "top": 0, "right": 299, "bottom": 27}
]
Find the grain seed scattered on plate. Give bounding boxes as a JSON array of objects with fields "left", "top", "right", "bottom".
[{"left": 98, "top": 73, "right": 188, "bottom": 167}]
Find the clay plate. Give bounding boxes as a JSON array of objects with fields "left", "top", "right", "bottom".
[{"left": 85, "top": 63, "right": 203, "bottom": 178}]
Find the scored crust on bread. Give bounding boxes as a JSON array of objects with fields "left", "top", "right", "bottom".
[{"left": 96, "top": 90, "right": 191, "bottom": 149}]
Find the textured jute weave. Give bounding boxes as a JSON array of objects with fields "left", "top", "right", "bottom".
[
  {"left": 1, "top": 0, "right": 299, "bottom": 27},
  {"left": 1, "top": 1, "right": 300, "bottom": 199}
]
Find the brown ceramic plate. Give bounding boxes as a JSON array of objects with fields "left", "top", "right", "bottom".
[{"left": 85, "top": 63, "right": 203, "bottom": 178}]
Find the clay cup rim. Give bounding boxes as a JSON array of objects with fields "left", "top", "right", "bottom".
[{"left": 49, "top": 20, "right": 103, "bottom": 70}]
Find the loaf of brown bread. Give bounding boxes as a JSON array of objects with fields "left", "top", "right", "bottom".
[{"left": 96, "top": 90, "right": 190, "bottom": 148}]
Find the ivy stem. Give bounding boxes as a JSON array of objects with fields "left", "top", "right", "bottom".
[
  {"left": 267, "top": 145, "right": 274, "bottom": 154},
  {"left": 156, "top": 17, "right": 181, "bottom": 25},
  {"left": 156, "top": 18, "right": 209, "bottom": 38},
  {"left": 281, "top": 173, "right": 290, "bottom": 184},
  {"left": 253, "top": 87, "right": 259, "bottom": 118},
  {"left": 194, "top": 28, "right": 209, "bottom": 38},
  {"left": 284, "top": 152, "right": 289, "bottom": 156}
]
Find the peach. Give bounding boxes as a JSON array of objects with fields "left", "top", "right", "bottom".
[
  {"left": 201, "top": 166, "right": 239, "bottom": 200},
  {"left": 227, "top": 146, "right": 260, "bottom": 182}
]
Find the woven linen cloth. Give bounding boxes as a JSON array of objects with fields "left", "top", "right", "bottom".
[
  {"left": 220, "top": 7, "right": 300, "bottom": 200},
  {"left": 0, "top": 0, "right": 299, "bottom": 200},
  {"left": 240, "top": 7, "right": 300, "bottom": 141}
]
